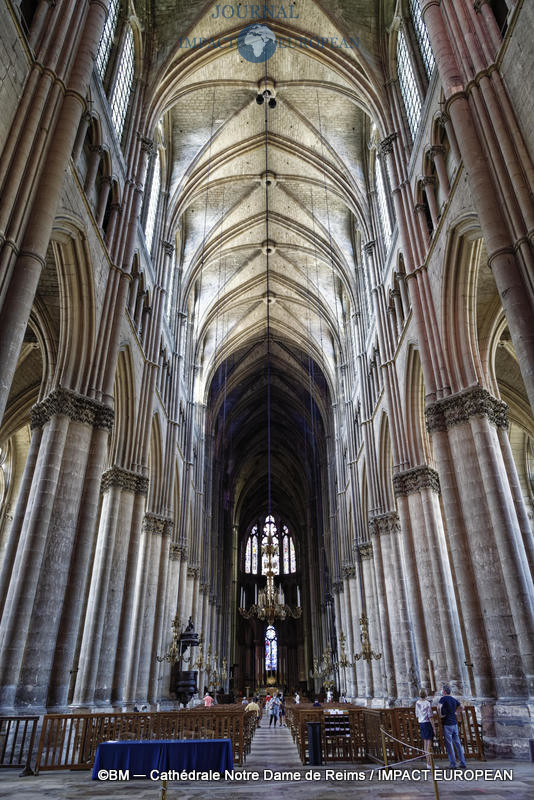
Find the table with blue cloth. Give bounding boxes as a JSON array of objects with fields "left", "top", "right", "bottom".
[{"left": 92, "top": 738, "right": 233, "bottom": 781}]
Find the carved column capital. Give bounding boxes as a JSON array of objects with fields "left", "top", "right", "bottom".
[
  {"left": 31, "top": 387, "right": 114, "bottom": 432},
  {"left": 363, "top": 240, "right": 376, "bottom": 254},
  {"left": 162, "top": 240, "right": 175, "bottom": 257},
  {"left": 143, "top": 513, "right": 173, "bottom": 535},
  {"left": 393, "top": 466, "right": 440, "bottom": 496},
  {"left": 425, "top": 386, "right": 508, "bottom": 433},
  {"left": 139, "top": 135, "right": 155, "bottom": 157},
  {"left": 169, "top": 543, "right": 182, "bottom": 560},
  {"left": 369, "top": 512, "right": 401, "bottom": 536},
  {"left": 358, "top": 541, "right": 374, "bottom": 559},
  {"left": 101, "top": 466, "right": 149, "bottom": 495},
  {"left": 379, "top": 133, "right": 398, "bottom": 158},
  {"left": 187, "top": 566, "right": 200, "bottom": 578},
  {"left": 341, "top": 562, "right": 356, "bottom": 579}
]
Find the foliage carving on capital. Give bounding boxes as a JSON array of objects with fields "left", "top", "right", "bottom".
[
  {"left": 31, "top": 387, "right": 114, "bottom": 432},
  {"left": 139, "top": 135, "right": 155, "bottom": 157},
  {"left": 393, "top": 466, "right": 440, "bottom": 496},
  {"left": 378, "top": 133, "right": 397, "bottom": 158},
  {"left": 341, "top": 561, "right": 356, "bottom": 579},
  {"left": 358, "top": 541, "right": 373, "bottom": 559},
  {"left": 143, "top": 513, "right": 172, "bottom": 535},
  {"left": 369, "top": 512, "right": 401, "bottom": 536},
  {"left": 425, "top": 386, "right": 508, "bottom": 433},
  {"left": 101, "top": 466, "right": 149, "bottom": 495},
  {"left": 169, "top": 543, "right": 182, "bottom": 560}
]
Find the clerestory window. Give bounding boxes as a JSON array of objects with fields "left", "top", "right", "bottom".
[
  {"left": 145, "top": 153, "right": 161, "bottom": 253},
  {"left": 110, "top": 26, "right": 134, "bottom": 142},
  {"left": 96, "top": 0, "right": 120, "bottom": 80}
]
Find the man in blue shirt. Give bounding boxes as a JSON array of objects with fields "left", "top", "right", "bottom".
[{"left": 438, "top": 684, "right": 467, "bottom": 768}]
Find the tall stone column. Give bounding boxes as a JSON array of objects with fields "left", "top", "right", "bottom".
[
  {"left": 348, "top": 558, "right": 365, "bottom": 699},
  {"left": 177, "top": 548, "right": 189, "bottom": 629},
  {"left": 0, "top": 426, "right": 42, "bottom": 619},
  {"left": 393, "top": 468, "right": 463, "bottom": 693},
  {"left": 427, "top": 387, "right": 534, "bottom": 693},
  {"left": 122, "top": 513, "right": 158, "bottom": 706},
  {"left": 0, "top": 388, "right": 113, "bottom": 710},
  {"left": 156, "top": 542, "right": 181, "bottom": 702},
  {"left": 72, "top": 467, "right": 147, "bottom": 708},
  {"left": 370, "top": 513, "right": 414, "bottom": 702},
  {"left": 341, "top": 564, "right": 357, "bottom": 697},
  {"left": 135, "top": 515, "right": 172, "bottom": 703},
  {"left": 362, "top": 541, "right": 390, "bottom": 701}
]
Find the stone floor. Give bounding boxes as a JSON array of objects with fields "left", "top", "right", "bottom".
[{"left": 0, "top": 722, "right": 532, "bottom": 799}]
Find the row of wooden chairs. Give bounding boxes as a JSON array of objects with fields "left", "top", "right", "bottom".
[
  {"left": 285, "top": 704, "right": 484, "bottom": 765},
  {"left": 35, "top": 707, "right": 258, "bottom": 772}
]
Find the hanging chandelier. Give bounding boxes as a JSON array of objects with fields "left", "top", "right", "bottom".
[
  {"left": 239, "top": 518, "right": 301, "bottom": 625},
  {"left": 239, "top": 77, "right": 301, "bottom": 629}
]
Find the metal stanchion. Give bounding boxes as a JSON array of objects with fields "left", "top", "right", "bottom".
[
  {"left": 429, "top": 754, "right": 440, "bottom": 800},
  {"left": 161, "top": 778, "right": 168, "bottom": 800},
  {"left": 381, "top": 729, "right": 389, "bottom": 769}
]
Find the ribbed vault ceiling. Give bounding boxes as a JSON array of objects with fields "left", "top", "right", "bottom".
[{"left": 145, "top": 0, "right": 396, "bottom": 526}]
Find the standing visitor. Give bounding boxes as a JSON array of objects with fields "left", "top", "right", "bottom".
[
  {"left": 279, "top": 694, "right": 286, "bottom": 726},
  {"left": 268, "top": 694, "right": 280, "bottom": 727},
  {"left": 438, "top": 684, "right": 467, "bottom": 768},
  {"left": 415, "top": 688, "right": 435, "bottom": 768}
]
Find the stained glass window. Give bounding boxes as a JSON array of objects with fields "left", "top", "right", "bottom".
[
  {"left": 262, "top": 517, "right": 279, "bottom": 575},
  {"left": 110, "top": 26, "right": 134, "bottom": 142},
  {"left": 409, "top": 0, "right": 435, "bottom": 80},
  {"left": 145, "top": 153, "right": 160, "bottom": 252},
  {"left": 397, "top": 28, "right": 422, "bottom": 140},
  {"left": 251, "top": 531, "right": 258, "bottom": 575},
  {"left": 290, "top": 536, "right": 296, "bottom": 573},
  {"left": 96, "top": 0, "right": 119, "bottom": 80},
  {"left": 375, "top": 156, "right": 392, "bottom": 251},
  {"left": 245, "top": 518, "right": 296, "bottom": 575},
  {"left": 245, "top": 537, "right": 251, "bottom": 573},
  {"left": 265, "top": 625, "right": 278, "bottom": 671},
  {"left": 244, "top": 526, "right": 258, "bottom": 574}
]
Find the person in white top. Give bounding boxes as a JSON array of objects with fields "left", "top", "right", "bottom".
[
  {"left": 294, "top": 692, "right": 300, "bottom": 704},
  {"left": 415, "top": 688, "right": 435, "bottom": 768}
]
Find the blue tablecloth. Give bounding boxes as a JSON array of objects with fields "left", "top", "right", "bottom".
[{"left": 92, "top": 739, "right": 233, "bottom": 779}]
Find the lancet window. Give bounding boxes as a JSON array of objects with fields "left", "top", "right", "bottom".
[
  {"left": 244, "top": 516, "right": 296, "bottom": 575},
  {"left": 96, "top": 0, "right": 119, "bottom": 80},
  {"left": 265, "top": 625, "right": 278, "bottom": 671},
  {"left": 145, "top": 153, "right": 161, "bottom": 253},
  {"left": 110, "top": 26, "right": 134, "bottom": 142}
]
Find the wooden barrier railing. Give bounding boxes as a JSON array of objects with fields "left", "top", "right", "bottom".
[
  {"left": 34, "top": 707, "right": 256, "bottom": 773},
  {"left": 286, "top": 704, "right": 484, "bottom": 765},
  {"left": 0, "top": 716, "right": 39, "bottom": 774}
]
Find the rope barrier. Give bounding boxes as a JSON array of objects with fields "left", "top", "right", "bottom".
[{"left": 380, "top": 727, "right": 427, "bottom": 754}]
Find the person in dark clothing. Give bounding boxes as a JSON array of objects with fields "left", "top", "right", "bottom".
[{"left": 438, "top": 684, "right": 467, "bottom": 768}]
